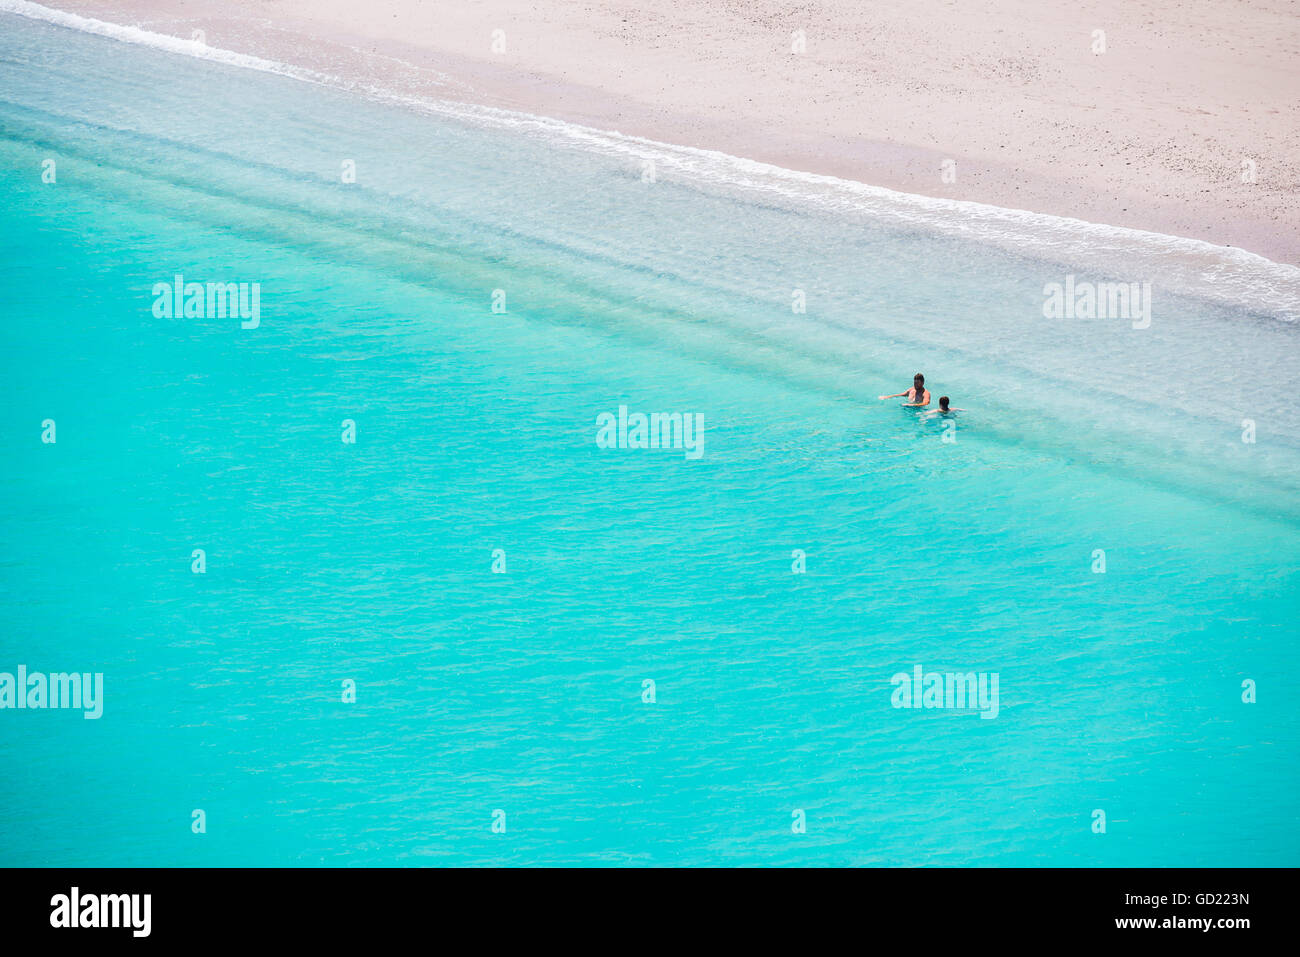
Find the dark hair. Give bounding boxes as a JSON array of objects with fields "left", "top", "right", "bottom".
[
  {"left": 913, "top": 373, "right": 924, "bottom": 385},
  {"left": 939, "top": 395, "right": 950, "bottom": 410}
]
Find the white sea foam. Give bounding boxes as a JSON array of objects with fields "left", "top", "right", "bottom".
[
  {"left": 0, "top": 0, "right": 336, "bottom": 82},
  {"left": 4, "top": 0, "right": 1298, "bottom": 319}
]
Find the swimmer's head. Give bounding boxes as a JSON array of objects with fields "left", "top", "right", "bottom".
[
  {"left": 913, "top": 373, "right": 925, "bottom": 390},
  {"left": 938, "top": 395, "right": 950, "bottom": 411}
]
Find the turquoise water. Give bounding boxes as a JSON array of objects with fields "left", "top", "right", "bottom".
[{"left": 1, "top": 9, "right": 1297, "bottom": 866}]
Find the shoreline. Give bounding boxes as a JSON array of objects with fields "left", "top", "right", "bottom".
[{"left": 16, "top": 0, "right": 1300, "bottom": 265}]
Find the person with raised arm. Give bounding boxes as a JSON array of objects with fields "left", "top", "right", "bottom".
[{"left": 879, "top": 373, "right": 930, "bottom": 407}]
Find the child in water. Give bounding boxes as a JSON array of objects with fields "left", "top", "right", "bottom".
[{"left": 925, "top": 395, "right": 965, "bottom": 414}]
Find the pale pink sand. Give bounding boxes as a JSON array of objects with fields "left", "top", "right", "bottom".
[{"left": 38, "top": 0, "right": 1300, "bottom": 262}]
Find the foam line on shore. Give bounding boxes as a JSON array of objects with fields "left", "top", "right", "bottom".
[{"left": 5, "top": 0, "right": 1298, "bottom": 320}]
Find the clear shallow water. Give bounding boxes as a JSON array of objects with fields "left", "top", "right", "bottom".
[{"left": 0, "top": 9, "right": 1297, "bottom": 866}]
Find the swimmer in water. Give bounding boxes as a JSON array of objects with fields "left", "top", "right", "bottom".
[
  {"left": 879, "top": 373, "right": 930, "bottom": 407},
  {"left": 929, "top": 395, "right": 965, "bottom": 413}
]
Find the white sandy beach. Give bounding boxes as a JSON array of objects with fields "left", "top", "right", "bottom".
[{"left": 37, "top": 0, "right": 1300, "bottom": 263}]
